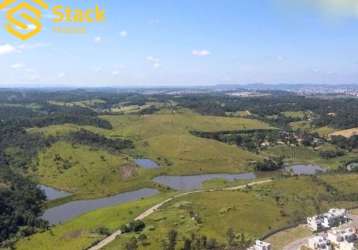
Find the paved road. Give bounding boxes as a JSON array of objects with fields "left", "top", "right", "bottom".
[{"left": 88, "top": 179, "right": 272, "bottom": 250}]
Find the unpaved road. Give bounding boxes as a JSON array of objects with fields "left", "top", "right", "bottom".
[
  {"left": 88, "top": 179, "right": 272, "bottom": 250},
  {"left": 283, "top": 236, "right": 310, "bottom": 250}
]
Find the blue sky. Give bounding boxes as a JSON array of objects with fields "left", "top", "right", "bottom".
[{"left": 0, "top": 0, "right": 358, "bottom": 87}]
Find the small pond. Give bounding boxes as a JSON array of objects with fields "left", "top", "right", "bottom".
[
  {"left": 135, "top": 159, "right": 160, "bottom": 169},
  {"left": 153, "top": 173, "right": 256, "bottom": 191},
  {"left": 285, "top": 164, "right": 327, "bottom": 175},
  {"left": 38, "top": 185, "right": 71, "bottom": 201},
  {"left": 42, "top": 188, "right": 159, "bottom": 225}
]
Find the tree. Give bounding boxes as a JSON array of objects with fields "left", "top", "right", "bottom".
[{"left": 167, "top": 229, "right": 178, "bottom": 250}]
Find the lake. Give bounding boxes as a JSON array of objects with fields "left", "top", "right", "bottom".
[
  {"left": 42, "top": 188, "right": 159, "bottom": 225},
  {"left": 153, "top": 173, "right": 256, "bottom": 191},
  {"left": 38, "top": 185, "right": 71, "bottom": 201},
  {"left": 135, "top": 159, "right": 160, "bottom": 169},
  {"left": 285, "top": 164, "right": 327, "bottom": 175}
]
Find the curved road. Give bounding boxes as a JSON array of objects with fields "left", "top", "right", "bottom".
[{"left": 88, "top": 179, "right": 272, "bottom": 250}]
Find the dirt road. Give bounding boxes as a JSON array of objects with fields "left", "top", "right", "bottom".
[{"left": 88, "top": 179, "right": 272, "bottom": 250}]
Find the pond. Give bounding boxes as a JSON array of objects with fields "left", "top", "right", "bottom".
[
  {"left": 285, "top": 164, "right": 327, "bottom": 175},
  {"left": 42, "top": 188, "right": 159, "bottom": 225},
  {"left": 38, "top": 185, "right": 71, "bottom": 201},
  {"left": 134, "top": 159, "right": 160, "bottom": 169},
  {"left": 153, "top": 173, "right": 256, "bottom": 191}
]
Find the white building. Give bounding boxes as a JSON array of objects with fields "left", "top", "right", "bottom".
[
  {"left": 308, "top": 236, "right": 332, "bottom": 250},
  {"left": 247, "top": 240, "right": 272, "bottom": 250},
  {"left": 327, "top": 228, "right": 357, "bottom": 250},
  {"left": 307, "top": 208, "right": 349, "bottom": 232},
  {"left": 308, "top": 216, "right": 325, "bottom": 232}
]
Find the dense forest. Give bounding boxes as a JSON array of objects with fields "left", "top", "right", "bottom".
[
  {"left": 175, "top": 94, "right": 358, "bottom": 129},
  {"left": 0, "top": 164, "right": 47, "bottom": 246}
]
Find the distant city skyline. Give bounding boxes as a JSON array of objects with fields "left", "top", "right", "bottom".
[{"left": 1, "top": 0, "right": 358, "bottom": 87}]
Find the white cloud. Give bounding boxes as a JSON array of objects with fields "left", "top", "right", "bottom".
[
  {"left": 146, "top": 56, "right": 161, "bottom": 68},
  {"left": 120, "top": 30, "right": 128, "bottom": 38},
  {"left": 17, "top": 42, "right": 50, "bottom": 50},
  {"left": 10, "top": 63, "right": 25, "bottom": 69},
  {"left": 0, "top": 44, "right": 17, "bottom": 55},
  {"left": 112, "top": 70, "right": 119, "bottom": 76},
  {"left": 192, "top": 49, "right": 211, "bottom": 57},
  {"left": 283, "top": 0, "right": 358, "bottom": 18},
  {"left": 94, "top": 36, "right": 102, "bottom": 44},
  {"left": 57, "top": 72, "right": 65, "bottom": 79}
]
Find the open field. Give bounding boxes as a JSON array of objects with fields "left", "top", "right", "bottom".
[
  {"left": 281, "top": 111, "right": 306, "bottom": 119},
  {"left": 31, "top": 141, "right": 157, "bottom": 198},
  {"left": 266, "top": 225, "right": 311, "bottom": 250},
  {"left": 288, "top": 121, "right": 337, "bottom": 138},
  {"left": 263, "top": 145, "right": 357, "bottom": 169},
  {"left": 15, "top": 193, "right": 172, "bottom": 250},
  {"left": 31, "top": 111, "right": 271, "bottom": 176},
  {"left": 25, "top": 111, "right": 274, "bottom": 198},
  {"left": 103, "top": 174, "right": 358, "bottom": 249},
  {"left": 99, "top": 111, "right": 271, "bottom": 174},
  {"left": 330, "top": 128, "right": 358, "bottom": 138}
]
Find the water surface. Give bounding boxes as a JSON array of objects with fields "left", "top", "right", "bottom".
[
  {"left": 285, "top": 164, "right": 326, "bottom": 175},
  {"left": 38, "top": 185, "right": 71, "bottom": 201},
  {"left": 135, "top": 159, "right": 160, "bottom": 169},
  {"left": 153, "top": 173, "right": 256, "bottom": 191},
  {"left": 43, "top": 188, "right": 159, "bottom": 225}
]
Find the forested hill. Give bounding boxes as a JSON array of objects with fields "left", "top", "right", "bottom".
[{"left": 0, "top": 163, "right": 47, "bottom": 246}]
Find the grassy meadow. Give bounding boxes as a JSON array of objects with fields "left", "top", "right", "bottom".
[
  {"left": 28, "top": 110, "right": 272, "bottom": 197},
  {"left": 102, "top": 174, "right": 358, "bottom": 250},
  {"left": 15, "top": 193, "right": 172, "bottom": 250}
]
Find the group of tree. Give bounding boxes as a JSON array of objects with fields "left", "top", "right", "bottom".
[
  {"left": 0, "top": 164, "right": 47, "bottom": 246},
  {"left": 175, "top": 93, "right": 358, "bottom": 129},
  {"left": 330, "top": 135, "right": 358, "bottom": 151},
  {"left": 255, "top": 157, "right": 285, "bottom": 171},
  {"left": 124, "top": 228, "right": 252, "bottom": 250},
  {"left": 120, "top": 220, "right": 146, "bottom": 233},
  {"left": 68, "top": 129, "right": 133, "bottom": 152}
]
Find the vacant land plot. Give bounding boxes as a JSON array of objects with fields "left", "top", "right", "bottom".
[
  {"left": 266, "top": 225, "right": 311, "bottom": 250},
  {"left": 263, "top": 145, "right": 357, "bottom": 169},
  {"left": 330, "top": 128, "right": 358, "bottom": 138},
  {"left": 15, "top": 194, "right": 171, "bottom": 250},
  {"left": 28, "top": 111, "right": 272, "bottom": 196},
  {"left": 32, "top": 141, "right": 156, "bottom": 197},
  {"left": 282, "top": 111, "right": 306, "bottom": 119},
  {"left": 104, "top": 175, "right": 358, "bottom": 249}
]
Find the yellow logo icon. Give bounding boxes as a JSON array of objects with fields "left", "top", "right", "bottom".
[{"left": 0, "top": 0, "right": 48, "bottom": 40}]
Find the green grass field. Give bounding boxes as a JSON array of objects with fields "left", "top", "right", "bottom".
[
  {"left": 281, "top": 111, "right": 306, "bottom": 119},
  {"left": 263, "top": 145, "right": 357, "bottom": 169},
  {"left": 14, "top": 174, "right": 358, "bottom": 250},
  {"left": 266, "top": 225, "right": 311, "bottom": 250},
  {"left": 103, "top": 174, "right": 358, "bottom": 250},
  {"left": 31, "top": 141, "right": 158, "bottom": 198},
  {"left": 15, "top": 193, "right": 172, "bottom": 250},
  {"left": 28, "top": 111, "right": 272, "bottom": 197}
]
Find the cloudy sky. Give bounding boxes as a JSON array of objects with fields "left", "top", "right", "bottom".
[{"left": 0, "top": 0, "right": 358, "bottom": 87}]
